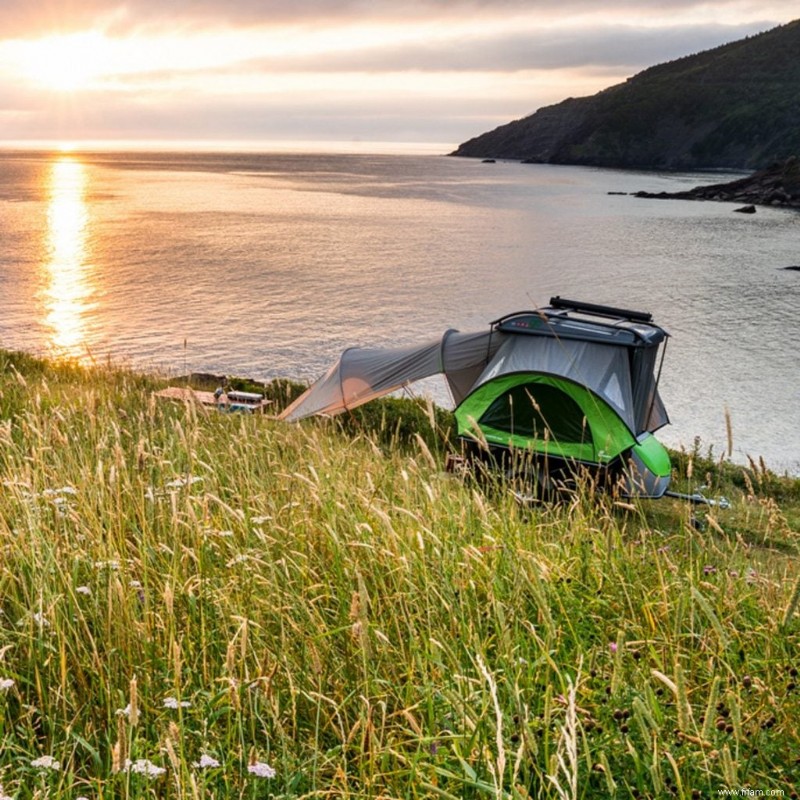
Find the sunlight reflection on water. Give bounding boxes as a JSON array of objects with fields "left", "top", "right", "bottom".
[{"left": 42, "top": 157, "right": 92, "bottom": 355}]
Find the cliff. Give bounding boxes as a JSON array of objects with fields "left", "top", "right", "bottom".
[{"left": 452, "top": 19, "right": 800, "bottom": 170}]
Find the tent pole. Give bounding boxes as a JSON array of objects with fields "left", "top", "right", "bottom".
[{"left": 647, "top": 338, "right": 668, "bottom": 427}]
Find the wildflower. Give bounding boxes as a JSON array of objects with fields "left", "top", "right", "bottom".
[
  {"left": 129, "top": 580, "right": 142, "bottom": 588},
  {"left": 31, "top": 755, "right": 61, "bottom": 771},
  {"left": 609, "top": 642, "right": 618, "bottom": 654},
  {"left": 247, "top": 761, "right": 276, "bottom": 778},
  {"left": 193, "top": 754, "right": 221, "bottom": 769},
  {"left": 0, "top": 678, "right": 15, "bottom": 691},
  {"left": 76, "top": 585, "right": 92, "bottom": 596},
  {"left": 746, "top": 569, "right": 758, "bottom": 584},
  {"left": 703, "top": 565, "right": 717, "bottom": 575},
  {"left": 32, "top": 611, "right": 50, "bottom": 629},
  {"left": 43, "top": 486, "right": 77, "bottom": 498},
  {"left": 115, "top": 704, "right": 131, "bottom": 717},
  {"left": 163, "top": 696, "right": 191, "bottom": 709},
  {"left": 124, "top": 758, "right": 166, "bottom": 778},
  {"left": 165, "top": 476, "right": 203, "bottom": 489},
  {"left": 94, "top": 560, "right": 120, "bottom": 571}
]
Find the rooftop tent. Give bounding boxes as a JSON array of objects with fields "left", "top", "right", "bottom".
[{"left": 279, "top": 298, "right": 672, "bottom": 498}]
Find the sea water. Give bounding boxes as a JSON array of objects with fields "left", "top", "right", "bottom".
[{"left": 0, "top": 149, "right": 797, "bottom": 472}]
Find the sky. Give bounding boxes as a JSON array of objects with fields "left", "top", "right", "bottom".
[{"left": 0, "top": 1, "right": 796, "bottom": 151}]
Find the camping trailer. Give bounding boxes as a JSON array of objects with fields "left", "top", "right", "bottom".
[{"left": 279, "top": 297, "right": 673, "bottom": 499}]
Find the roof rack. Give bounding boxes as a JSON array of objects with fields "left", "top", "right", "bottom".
[{"left": 549, "top": 296, "right": 653, "bottom": 323}]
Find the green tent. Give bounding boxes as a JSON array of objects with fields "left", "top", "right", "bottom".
[{"left": 281, "top": 297, "right": 672, "bottom": 498}]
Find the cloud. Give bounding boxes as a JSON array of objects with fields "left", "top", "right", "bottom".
[
  {"left": 0, "top": 1, "right": 794, "bottom": 146},
  {"left": 231, "top": 21, "right": 775, "bottom": 74},
  {"left": 0, "top": 82, "right": 527, "bottom": 145},
  {"left": 0, "top": 0, "right": 792, "bottom": 36}
]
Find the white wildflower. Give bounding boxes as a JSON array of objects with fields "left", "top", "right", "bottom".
[
  {"left": 165, "top": 476, "right": 203, "bottom": 489},
  {"left": 76, "top": 585, "right": 92, "bottom": 596},
  {"left": 248, "top": 761, "right": 276, "bottom": 778},
  {"left": 115, "top": 704, "right": 131, "bottom": 717},
  {"left": 193, "top": 754, "right": 221, "bottom": 769},
  {"left": 226, "top": 554, "right": 249, "bottom": 567},
  {"left": 163, "top": 696, "right": 191, "bottom": 709},
  {"left": 43, "top": 486, "right": 77, "bottom": 497},
  {"left": 129, "top": 580, "right": 142, "bottom": 588},
  {"left": 0, "top": 678, "right": 15, "bottom": 691},
  {"left": 31, "top": 754, "right": 61, "bottom": 771},
  {"left": 94, "top": 560, "right": 120, "bottom": 571},
  {"left": 124, "top": 758, "right": 166, "bottom": 778},
  {"left": 32, "top": 611, "right": 50, "bottom": 629},
  {"left": 216, "top": 529, "right": 234, "bottom": 538}
]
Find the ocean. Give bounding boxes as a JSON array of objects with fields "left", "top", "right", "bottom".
[{"left": 0, "top": 148, "right": 798, "bottom": 472}]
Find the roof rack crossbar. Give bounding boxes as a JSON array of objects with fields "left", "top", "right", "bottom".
[
  {"left": 489, "top": 309, "right": 542, "bottom": 326},
  {"left": 549, "top": 296, "right": 653, "bottom": 323}
]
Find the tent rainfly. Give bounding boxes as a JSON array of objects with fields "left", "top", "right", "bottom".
[{"left": 280, "top": 297, "right": 673, "bottom": 498}]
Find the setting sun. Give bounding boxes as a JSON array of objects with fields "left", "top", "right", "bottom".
[{"left": 15, "top": 32, "right": 111, "bottom": 91}]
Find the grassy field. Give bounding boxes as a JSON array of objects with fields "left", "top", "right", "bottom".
[{"left": 0, "top": 351, "right": 798, "bottom": 799}]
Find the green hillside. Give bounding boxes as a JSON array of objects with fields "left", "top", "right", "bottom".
[
  {"left": 1, "top": 349, "right": 799, "bottom": 797},
  {"left": 452, "top": 20, "right": 800, "bottom": 170}
]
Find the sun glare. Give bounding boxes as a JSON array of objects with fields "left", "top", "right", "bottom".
[{"left": 15, "top": 32, "right": 110, "bottom": 91}]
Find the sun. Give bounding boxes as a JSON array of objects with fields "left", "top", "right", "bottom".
[{"left": 16, "top": 32, "right": 110, "bottom": 92}]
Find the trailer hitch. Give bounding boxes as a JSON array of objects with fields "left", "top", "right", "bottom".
[{"left": 664, "top": 490, "right": 731, "bottom": 510}]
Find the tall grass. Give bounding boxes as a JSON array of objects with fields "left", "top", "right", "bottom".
[{"left": 0, "top": 351, "right": 799, "bottom": 798}]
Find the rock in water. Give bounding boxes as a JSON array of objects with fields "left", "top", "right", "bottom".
[{"left": 635, "top": 157, "right": 800, "bottom": 211}]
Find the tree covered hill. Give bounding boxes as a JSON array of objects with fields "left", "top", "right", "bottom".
[{"left": 452, "top": 19, "right": 800, "bottom": 170}]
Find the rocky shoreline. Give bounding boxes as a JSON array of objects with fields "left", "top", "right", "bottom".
[{"left": 632, "top": 156, "right": 800, "bottom": 211}]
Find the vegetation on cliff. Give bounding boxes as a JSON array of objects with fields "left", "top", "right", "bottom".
[
  {"left": 1, "top": 350, "right": 799, "bottom": 798},
  {"left": 452, "top": 20, "right": 800, "bottom": 170}
]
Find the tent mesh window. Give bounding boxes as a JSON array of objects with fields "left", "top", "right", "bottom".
[{"left": 478, "top": 382, "right": 589, "bottom": 443}]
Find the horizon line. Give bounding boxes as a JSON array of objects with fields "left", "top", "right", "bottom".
[{"left": 0, "top": 138, "right": 456, "bottom": 156}]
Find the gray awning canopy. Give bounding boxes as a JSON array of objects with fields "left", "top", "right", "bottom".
[{"left": 278, "top": 330, "right": 504, "bottom": 422}]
